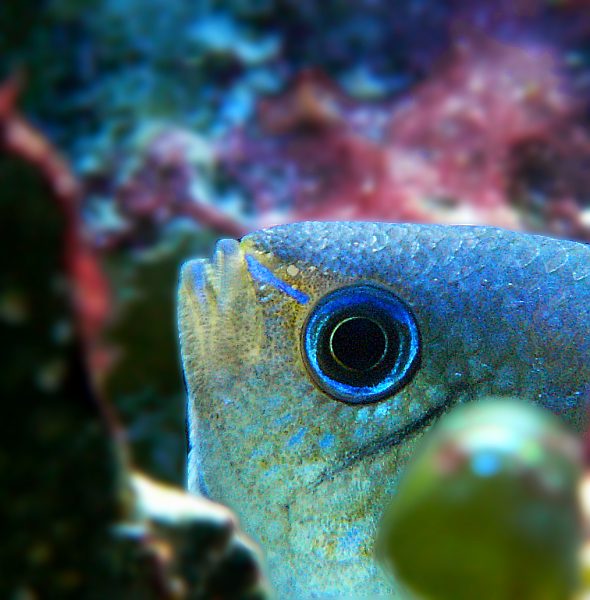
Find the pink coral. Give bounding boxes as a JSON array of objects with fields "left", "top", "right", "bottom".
[
  {"left": 382, "top": 36, "right": 573, "bottom": 226},
  {"left": 85, "top": 18, "right": 590, "bottom": 243},
  {"left": 113, "top": 128, "right": 249, "bottom": 244},
  {"left": 219, "top": 36, "right": 590, "bottom": 240}
]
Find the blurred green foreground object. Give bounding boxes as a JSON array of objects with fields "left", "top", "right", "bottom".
[{"left": 376, "top": 399, "right": 583, "bottom": 600}]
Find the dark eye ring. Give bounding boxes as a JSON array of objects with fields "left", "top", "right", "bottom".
[{"left": 301, "top": 284, "right": 420, "bottom": 404}]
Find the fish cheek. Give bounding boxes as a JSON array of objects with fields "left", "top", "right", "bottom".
[
  {"left": 266, "top": 376, "right": 456, "bottom": 594},
  {"left": 278, "top": 423, "right": 426, "bottom": 598}
]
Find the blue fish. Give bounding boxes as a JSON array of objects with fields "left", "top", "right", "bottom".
[{"left": 178, "top": 222, "right": 590, "bottom": 599}]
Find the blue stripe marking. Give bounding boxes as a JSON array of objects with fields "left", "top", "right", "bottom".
[{"left": 245, "top": 254, "right": 309, "bottom": 304}]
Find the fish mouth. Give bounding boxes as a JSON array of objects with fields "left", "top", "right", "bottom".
[
  {"left": 178, "top": 238, "right": 264, "bottom": 393},
  {"left": 309, "top": 393, "right": 459, "bottom": 490}
]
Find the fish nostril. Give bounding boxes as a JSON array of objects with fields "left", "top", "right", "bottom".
[{"left": 301, "top": 284, "right": 421, "bottom": 405}]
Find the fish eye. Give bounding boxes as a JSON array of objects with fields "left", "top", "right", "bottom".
[{"left": 301, "top": 284, "right": 420, "bottom": 404}]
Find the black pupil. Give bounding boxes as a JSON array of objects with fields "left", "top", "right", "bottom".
[{"left": 330, "top": 317, "right": 387, "bottom": 372}]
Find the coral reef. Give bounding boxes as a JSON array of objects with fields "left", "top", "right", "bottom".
[
  {"left": 220, "top": 35, "right": 590, "bottom": 239},
  {"left": 68, "top": 2, "right": 590, "bottom": 255}
]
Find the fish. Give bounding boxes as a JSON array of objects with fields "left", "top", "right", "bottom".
[{"left": 178, "top": 222, "right": 590, "bottom": 599}]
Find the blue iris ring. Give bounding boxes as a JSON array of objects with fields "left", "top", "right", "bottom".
[{"left": 301, "top": 284, "right": 420, "bottom": 404}]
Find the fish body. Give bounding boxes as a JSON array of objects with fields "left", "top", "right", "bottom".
[{"left": 178, "top": 222, "right": 590, "bottom": 599}]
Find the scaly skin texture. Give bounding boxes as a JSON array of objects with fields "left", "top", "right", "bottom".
[{"left": 178, "top": 222, "right": 590, "bottom": 599}]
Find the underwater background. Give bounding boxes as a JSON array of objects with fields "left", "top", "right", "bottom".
[{"left": 2, "top": 0, "right": 590, "bottom": 597}]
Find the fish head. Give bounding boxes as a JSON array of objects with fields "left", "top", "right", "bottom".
[{"left": 178, "top": 222, "right": 590, "bottom": 599}]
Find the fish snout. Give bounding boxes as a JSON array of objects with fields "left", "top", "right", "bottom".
[{"left": 178, "top": 239, "right": 264, "bottom": 392}]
